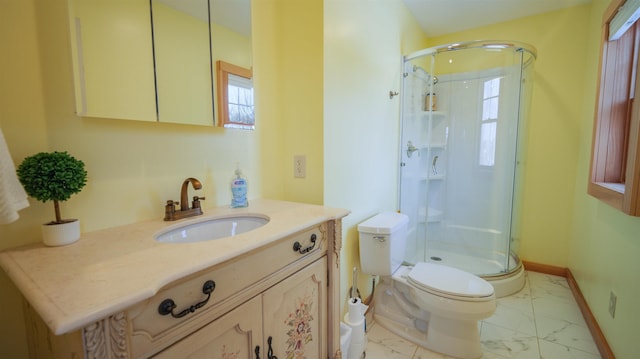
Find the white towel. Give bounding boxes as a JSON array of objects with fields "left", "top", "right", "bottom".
[{"left": 0, "top": 128, "right": 29, "bottom": 224}]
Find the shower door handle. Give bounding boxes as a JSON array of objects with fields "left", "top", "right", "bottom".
[{"left": 432, "top": 155, "right": 439, "bottom": 174}]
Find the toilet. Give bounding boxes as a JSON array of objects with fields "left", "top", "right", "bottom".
[{"left": 358, "top": 212, "right": 496, "bottom": 359}]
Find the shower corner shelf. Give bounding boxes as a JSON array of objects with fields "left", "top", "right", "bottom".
[
  {"left": 421, "top": 110, "right": 447, "bottom": 118},
  {"left": 418, "top": 208, "right": 443, "bottom": 223},
  {"left": 427, "top": 215, "right": 443, "bottom": 223},
  {"left": 416, "top": 143, "right": 445, "bottom": 151},
  {"left": 427, "top": 142, "right": 446, "bottom": 149},
  {"left": 419, "top": 173, "right": 446, "bottom": 181},
  {"left": 428, "top": 173, "right": 446, "bottom": 180}
]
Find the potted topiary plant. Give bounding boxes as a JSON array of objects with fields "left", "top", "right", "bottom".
[{"left": 17, "top": 151, "right": 87, "bottom": 246}]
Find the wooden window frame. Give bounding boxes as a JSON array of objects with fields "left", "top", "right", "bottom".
[
  {"left": 215, "top": 60, "right": 253, "bottom": 128},
  {"left": 589, "top": 0, "right": 640, "bottom": 216}
]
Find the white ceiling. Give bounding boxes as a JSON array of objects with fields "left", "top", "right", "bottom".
[{"left": 402, "top": 0, "right": 592, "bottom": 37}]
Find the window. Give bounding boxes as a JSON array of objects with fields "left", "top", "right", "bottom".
[
  {"left": 216, "top": 61, "right": 255, "bottom": 129},
  {"left": 589, "top": 0, "right": 640, "bottom": 216},
  {"left": 479, "top": 77, "right": 501, "bottom": 167},
  {"left": 227, "top": 74, "right": 254, "bottom": 127}
]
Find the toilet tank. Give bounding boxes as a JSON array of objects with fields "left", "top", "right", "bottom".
[{"left": 358, "top": 212, "right": 409, "bottom": 275}]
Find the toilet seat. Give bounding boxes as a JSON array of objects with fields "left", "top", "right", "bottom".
[{"left": 407, "top": 262, "right": 494, "bottom": 301}]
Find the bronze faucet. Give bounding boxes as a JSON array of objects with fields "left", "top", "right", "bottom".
[{"left": 164, "top": 177, "right": 206, "bottom": 221}]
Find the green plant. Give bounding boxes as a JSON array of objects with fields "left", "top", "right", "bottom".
[{"left": 17, "top": 151, "right": 87, "bottom": 224}]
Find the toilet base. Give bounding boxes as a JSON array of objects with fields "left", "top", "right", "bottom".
[
  {"left": 374, "top": 314, "right": 483, "bottom": 359},
  {"left": 372, "top": 279, "right": 486, "bottom": 359}
]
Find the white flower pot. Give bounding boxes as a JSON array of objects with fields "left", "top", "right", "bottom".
[{"left": 41, "top": 219, "right": 80, "bottom": 246}]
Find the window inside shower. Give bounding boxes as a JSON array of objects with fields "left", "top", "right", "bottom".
[{"left": 479, "top": 77, "right": 501, "bottom": 167}]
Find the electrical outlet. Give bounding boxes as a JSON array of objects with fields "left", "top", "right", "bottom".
[
  {"left": 294, "top": 155, "right": 306, "bottom": 178},
  {"left": 609, "top": 291, "right": 617, "bottom": 318}
]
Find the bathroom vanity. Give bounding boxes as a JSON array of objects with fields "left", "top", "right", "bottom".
[{"left": 0, "top": 199, "right": 349, "bottom": 358}]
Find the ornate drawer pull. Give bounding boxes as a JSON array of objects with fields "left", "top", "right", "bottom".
[
  {"left": 157, "top": 280, "right": 216, "bottom": 318},
  {"left": 267, "top": 336, "right": 278, "bottom": 359},
  {"left": 292, "top": 234, "right": 316, "bottom": 254}
]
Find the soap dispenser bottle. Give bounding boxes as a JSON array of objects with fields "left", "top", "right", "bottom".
[{"left": 230, "top": 164, "right": 248, "bottom": 208}]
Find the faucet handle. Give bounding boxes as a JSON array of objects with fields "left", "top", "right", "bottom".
[
  {"left": 164, "top": 200, "right": 179, "bottom": 221},
  {"left": 192, "top": 196, "right": 205, "bottom": 210}
]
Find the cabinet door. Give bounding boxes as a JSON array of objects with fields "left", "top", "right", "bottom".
[
  {"left": 68, "top": 0, "right": 157, "bottom": 121},
  {"left": 262, "top": 258, "right": 327, "bottom": 359},
  {"left": 153, "top": 296, "right": 263, "bottom": 359},
  {"left": 151, "top": 0, "right": 214, "bottom": 126}
]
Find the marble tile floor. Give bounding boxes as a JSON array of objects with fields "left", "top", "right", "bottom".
[{"left": 364, "top": 271, "right": 601, "bottom": 359}]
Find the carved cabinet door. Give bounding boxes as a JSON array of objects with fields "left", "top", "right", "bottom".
[
  {"left": 153, "top": 296, "right": 263, "bottom": 359},
  {"left": 262, "top": 258, "right": 327, "bottom": 359}
]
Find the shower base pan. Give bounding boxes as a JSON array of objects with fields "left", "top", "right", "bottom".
[{"left": 425, "top": 248, "right": 525, "bottom": 298}]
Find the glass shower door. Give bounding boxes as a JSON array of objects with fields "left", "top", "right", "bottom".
[
  {"left": 399, "top": 46, "right": 528, "bottom": 277},
  {"left": 399, "top": 57, "right": 443, "bottom": 266}
]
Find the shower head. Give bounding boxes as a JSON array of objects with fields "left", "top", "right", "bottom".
[{"left": 412, "top": 65, "right": 439, "bottom": 85}]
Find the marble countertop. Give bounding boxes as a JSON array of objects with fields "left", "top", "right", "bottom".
[{"left": 0, "top": 199, "right": 349, "bottom": 335}]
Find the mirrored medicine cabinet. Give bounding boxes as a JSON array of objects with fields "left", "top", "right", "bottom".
[{"left": 68, "top": 0, "right": 253, "bottom": 127}]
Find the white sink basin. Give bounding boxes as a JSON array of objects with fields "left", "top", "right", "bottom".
[{"left": 155, "top": 215, "right": 270, "bottom": 243}]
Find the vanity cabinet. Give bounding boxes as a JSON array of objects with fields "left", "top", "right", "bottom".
[
  {"left": 155, "top": 258, "right": 326, "bottom": 358},
  {"left": 153, "top": 296, "right": 263, "bottom": 358},
  {"left": 21, "top": 218, "right": 343, "bottom": 359},
  {"left": 261, "top": 258, "right": 327, "bottom": 358}
]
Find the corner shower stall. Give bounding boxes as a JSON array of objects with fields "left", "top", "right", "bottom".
[{"left": 399, "top": 41, "right": 536, "bottom": 297}]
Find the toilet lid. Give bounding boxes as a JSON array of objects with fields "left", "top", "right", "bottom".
[{"left": 407, "top": 262, "right": 494, "bottom": 299}]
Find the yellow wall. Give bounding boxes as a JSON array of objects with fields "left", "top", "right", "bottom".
[
  {"left": 0, "top": 1, "right": 49, "bottom": 356},
  {"left": 324, "top": 0, "right": 428, "bottom": 308},
  {"left": 253, "top": 0, "right": 324, "bottom": 204},
  {"left": 429, "top": 5, "right": 592, "bottom": 267},
  {"left": 278, "top": 0, "right": 324, "bottom": 204},
  {"left": 569, "top": 1, "right": 640, "bottom": 358}
]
